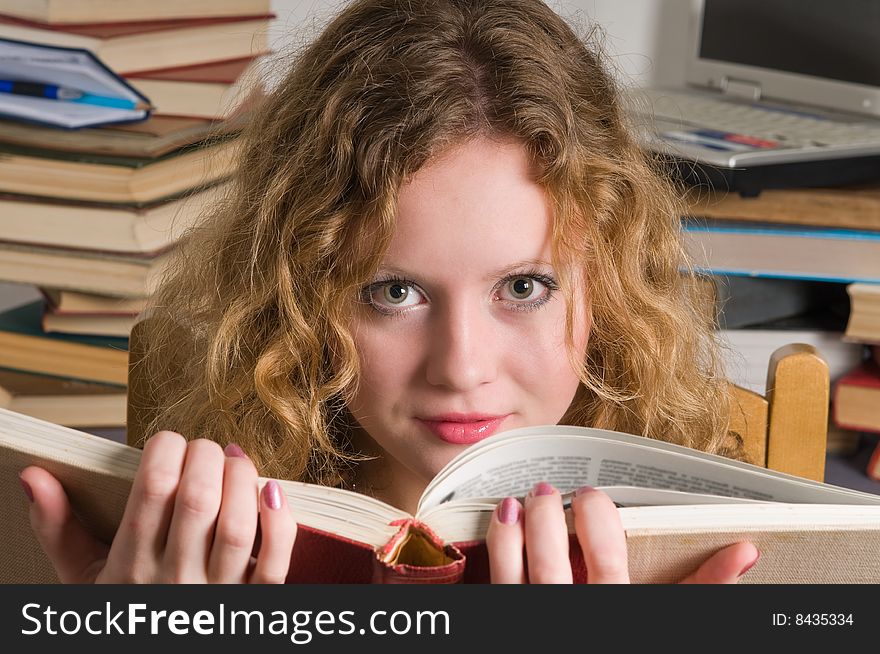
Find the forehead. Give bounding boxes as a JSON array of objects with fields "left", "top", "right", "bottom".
[{"left": 383, "top": 139, "right": 554, "bottom": 277}]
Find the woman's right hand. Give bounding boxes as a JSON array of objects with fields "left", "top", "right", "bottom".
[
  {"left": 18, "top": 431, "right": 298, "bottom": 583},
  {"left": 486, "top": 483, "right": 759, "bottom": 584}
]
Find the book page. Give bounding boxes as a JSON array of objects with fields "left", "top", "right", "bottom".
[
  {"left": 419, "top": 485, "right": 766, "bottom": 547},
  {"left": 418, "top": 426, "right": 880, "bottom": 514},
  {"left": 274, "top": 479, "right": 409, "bottom": 548},
  {"left": 0, "top": 407, "right": 407, "bottom": 551}
]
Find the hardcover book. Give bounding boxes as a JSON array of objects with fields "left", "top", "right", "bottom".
[
  {"left": 844, "top": 283, "right": 880, "bottom": 345},
  {"left": 682, "top": 218, "right": 880, "bottom": 284},
  {"left": 686, "top": 182, "right": 880, "bottom": 233},
  {"left": 0, "top": 114, "right": 243, "bottom": 158},
  {"left": 125, "top": 56, "right": 265, "bottom": 120},
  {"left": 0, "top": 138, "right": 238, "bottom": 204},
  {"left": 0, "top": 367, "right": 124, "bottom": 427},
  {"left": 0, "top": 242, "right": 169, "bottom": 297},
  {"left": 0, "top": 300, "right": 127, "bottom": 385},
  {"left": 42, "top": 307, "right": 135, "bottom": 338},
  {"left": 41, "top": 289, "right": 146, "bottom": 315},
  {"left": 834, "top": 361, "right": 880, "bottom": 434},
  {"left": 2, "top": 409, "right": 879, "bottom": 584},
  {"left": 0, "top": 14, "right": 272, "bottom": 74},
  {"left": 0, "top": 183, "right": 226, "bottom": 254}
]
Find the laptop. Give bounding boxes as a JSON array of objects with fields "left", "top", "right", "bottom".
[{"left": 626, "top": 0, "right": 880, "bottom": 196}]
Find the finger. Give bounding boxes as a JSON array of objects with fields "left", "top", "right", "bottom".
[
  {"left": 679, "top": 542, "right": 760, "bottom": 584},
  {"left": 571, "top": 486, "right": 630, "bottom": 584},
  {"left": 101, "top": 431, "right": 187, "bottom": 582},
  {"left": 20, "top": 466, "right": 110, "bottom": 583},
  {"left": 524, "top": 482, "right": 572, "bottom": 584},
  {"left": 486, "top": 497, "right": 525, "bottom": 584},
  {"left": 207, "top": 444, "right": 259, "bottom": 583},
  {"left": 161, "top": 439, "right": 225, "bottom": 583},
  {"left": 249, "top": 480, "right": 297, "bottom": 584}
]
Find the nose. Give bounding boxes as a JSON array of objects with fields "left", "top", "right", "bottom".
[{"left": 424, "top": 299, "right": 499, "bottom": 391}]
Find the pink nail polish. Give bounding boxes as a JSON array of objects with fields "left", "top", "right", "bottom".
[
  {"left": 532, "top": 481, "right": 555, "bottom": 496},
  {"left": 738, "top": 551, "right": 761, "bottom": 577},
  {"left": 574, "top": 485, "right": 595, "bottom": 496},
  {"left": 498, "top": 497, "right": 521, "bottom": 525},
  {"left": 224, "top": 443, "right": 247, "bottom": 458},
  {"left": 262, "top": 480, "right": 283, "bottom": 510},
  {"left": 19, "top": 476, "right": 33, "bottom": 503}
]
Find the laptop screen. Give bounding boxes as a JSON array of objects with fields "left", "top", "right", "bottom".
[{"left": 699, "top": 0, "right": 879, "bottom": 88}]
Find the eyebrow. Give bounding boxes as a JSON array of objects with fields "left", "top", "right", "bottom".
[{"left": 377, "top": 259, "right": 554, "bottom": 282}]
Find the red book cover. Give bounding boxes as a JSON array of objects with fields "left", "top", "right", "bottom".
[
  {"left": 833, "top": 360, "right": 880, "bottom": 433},
  {"left": 284, "top": 521, "right": 590, "bottom": 584},
  {"left": 125, "top": 57, "right": 258, "bottom": 84},
  {"left": 836, "top": 361, "right": 880, "bottom": 391}
]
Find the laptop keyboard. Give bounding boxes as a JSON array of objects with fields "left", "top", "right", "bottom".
[{"left": 631, "top": 88, "right": 880, "bottom": 149}]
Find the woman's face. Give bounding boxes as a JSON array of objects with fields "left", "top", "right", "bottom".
[{"left": 347, "top": 137, "right": 590, "bottom": 508}]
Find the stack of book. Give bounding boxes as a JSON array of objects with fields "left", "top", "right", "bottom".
[
  {"left": 687, "top": 182, "right": 880, "bottom": 465},
  {"left": 0, "top": 0, "right": 272, "bottom": 427},
  {"left": 684, "top": 182, "right": 880, "bottom": 284}
]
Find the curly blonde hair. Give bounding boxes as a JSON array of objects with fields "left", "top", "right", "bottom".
[{"left": 132, "top": 0, "right": 737, "bottom": 487}]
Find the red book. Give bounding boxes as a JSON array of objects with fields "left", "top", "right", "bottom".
[
  {"left": 834, "top": 360, "right": 880, "bottom": 434},
  {"left": 0, "top": 420, "right": 880, "bottom": 583},
  {"left": 126, "top": 57, "right": 258, "bottom": 84},
  {"left": 0, "top": 13, "right": 273, "bottom": 74},
  {"left": 4, "top": 419, "right": 880, "bottom": 584}
]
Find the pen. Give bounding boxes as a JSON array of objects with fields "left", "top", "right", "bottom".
[{"left": 0, "top": 80, "right": 152, "bottom": 111}]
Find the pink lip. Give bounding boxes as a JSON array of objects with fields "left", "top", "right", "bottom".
[{"left": 417, "top": 414, "right": 510, "bottom": 445}]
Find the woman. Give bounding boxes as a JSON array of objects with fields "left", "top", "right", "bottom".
[{"left": 20, "top": 0, "right": 758, "bottom": 583}]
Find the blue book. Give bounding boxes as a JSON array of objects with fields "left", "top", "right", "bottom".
[
  {"left": 0, "top": 37, "right": 151, "bottom": 129},
  {"left": 682, "top": 218, "right": 880, "bottom": 284}
]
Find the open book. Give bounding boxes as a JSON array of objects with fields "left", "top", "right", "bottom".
[
  {"left": 0, "top": 38, "right": 151, "bottom": 129},
  {"left": 2, "top": 407, "right": 880, "bottom": 584}
]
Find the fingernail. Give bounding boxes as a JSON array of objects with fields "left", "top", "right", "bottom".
[
  {"left": 262, "top": 480, "right": 283, "bottom": 510},
  {"left": 532, "top": 481, "right": 555, "bottom": 497},
  {"left": 224, "top": 443, "right": 248, "bottom": 458},
  {"left": 574, "top": 485, "right": 595, "bottom": 496},
  {"left": 738, "top": 551, "right": 761, "bottom": 578},
  {"left": 19, "top": 476, "right": 33, "bottom": 503},
  {"left": 497, "top": 497, "right": 521, "bottom": 525}
]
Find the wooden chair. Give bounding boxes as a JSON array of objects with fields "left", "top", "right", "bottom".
[
  {"left": 727, "top": 342, "right": 829, "bottom": 482},
  {"left": 126, "top": 322, "right": 829, "bottom": 481}
]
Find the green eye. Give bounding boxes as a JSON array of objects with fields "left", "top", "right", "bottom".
[
  {"left": 508, "top": 277, "right": 534, "bottom": 300},
  {"left": 383, "top": 283, "right": 410, "bottom": 304}
]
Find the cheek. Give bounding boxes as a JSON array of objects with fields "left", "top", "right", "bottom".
[
  {"left": 519, "top": 304, "right": 588, "bottom": 383},
  {"left": 349, "top": 323, "right": 419, "bottom": 403},
  {"left": 538, "top": 290, "right": 590, "bottom": 395}
]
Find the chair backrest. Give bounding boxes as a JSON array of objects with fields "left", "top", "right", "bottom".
[
  {"left": 126, "top": 322, "right": 829, "bottom": 481},
  {"left": 727, "top": 343, "right": 829, "bottom": 482}
]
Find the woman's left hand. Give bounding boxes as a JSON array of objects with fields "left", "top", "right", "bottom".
[{"left": 485, "top": 482, "right": 760, "bottom": 584}]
